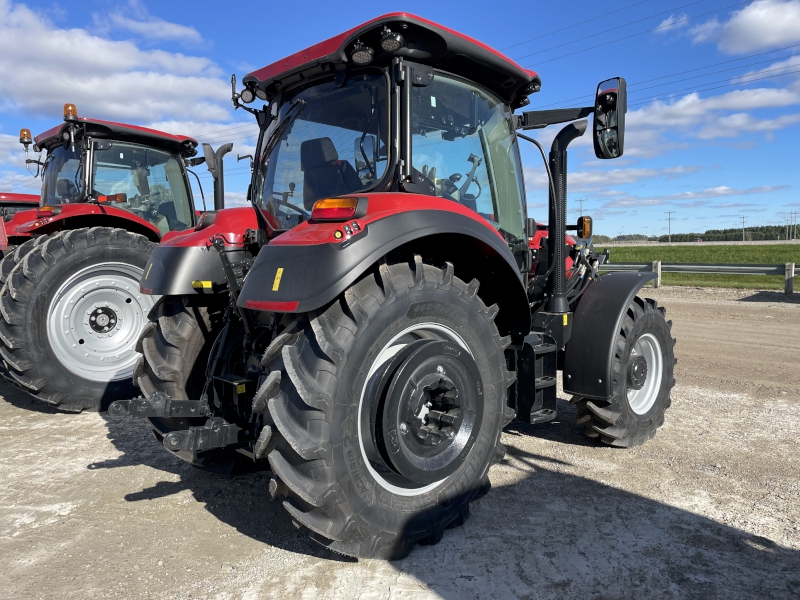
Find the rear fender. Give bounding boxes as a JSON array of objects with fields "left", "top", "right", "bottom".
[
  {"left": 237, "top": 198, "right": 531, "bottom": 337},
  {"left": 139, "top": 207, "right": 258, "bottom": 296},
  {"left": 562, "top": 271, "right": 657, "bottom": 399}
]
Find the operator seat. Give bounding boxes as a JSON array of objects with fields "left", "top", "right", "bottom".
[{"left": 300, "top": 137, "right": 363, "bottom": 210}]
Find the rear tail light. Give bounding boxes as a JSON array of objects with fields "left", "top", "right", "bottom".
[
  {"left": 97, "top": 193, "right": 127, "bottom": 203},
  {"left": 311, "top": 198, "right": 361, "bottom": 221}
]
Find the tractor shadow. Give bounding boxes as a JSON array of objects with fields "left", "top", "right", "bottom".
[
  {"left": 95, "top": 396, "right": 800, "bottom": 596},
  {"left": 0, "top": 377, "right": 63, "bottom": 414},
  {"left": 737, "top": 290, "right": 800, "bottom": 304}
]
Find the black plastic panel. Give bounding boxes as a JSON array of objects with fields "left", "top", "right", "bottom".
[{"left": 562, "top": 271, "right": 657, "bottom": 399}]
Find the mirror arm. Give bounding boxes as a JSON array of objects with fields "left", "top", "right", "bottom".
[{"left": 515, "top": 106, "right": 593, "bottom": 130}]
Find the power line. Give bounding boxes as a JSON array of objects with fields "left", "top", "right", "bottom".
[
  {"left": 536, "top": 43, "right": 800, "bottom": 109},
  {"left": 502, "top": 0, "right": 655, "bottom": 51},
  {"left": 514, "top": 0, "right": 709, "bottom": 61},
  {"left": 529, "top": 0, "right": 752, "bottom": 67}
]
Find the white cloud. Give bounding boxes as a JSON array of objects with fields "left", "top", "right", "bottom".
[
  {"left": 601, "top": 184, "right": 788, "bottom": 208},
  {"left": 698, "top": 112, "right": 800, "bottom": 138},
  {"left": 0, "top": 0, "right": 230, "bottom": 122},
  {"left": 523, "top": 165, "right": 702, "bottom": 192},
  {"left": 98, "top": 0, "right": 203, "bottom": 44},
  {"left": 655, "top": 13, "right": 689, "bottom": 34},
  {"left": 691, "top": 1, "right": 800, "bottom": 54}
]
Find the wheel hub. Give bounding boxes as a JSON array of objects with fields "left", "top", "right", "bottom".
[
  {"left": 627, "top": 354, "right": 648, "bottom": 390},
  {"left": 364, "top": 339, "right": 483, "bottom": 486},
  {"left": 89, "top": 306, "right": 118, "bottom": 333}
]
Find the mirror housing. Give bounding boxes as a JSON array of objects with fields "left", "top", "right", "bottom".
[{"left": 593, "top": 77, "right": 627, "bottom": 159}]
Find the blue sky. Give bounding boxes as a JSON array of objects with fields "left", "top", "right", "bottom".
[{"left": 1, "top": 0, "right": 799, "bottom": 237}]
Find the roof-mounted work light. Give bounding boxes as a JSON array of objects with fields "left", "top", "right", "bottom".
[
  {"left": 379, "top": 27, "right": 404, "bottom": 52},
  {"left": 350, "top": 40, "right": 374, "bottom": 65}
]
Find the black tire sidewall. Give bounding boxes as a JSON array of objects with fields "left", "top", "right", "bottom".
[
  {"left": 333, "top": 281, "right": 504, "bottom": 534},
  {"left": 25, "top": 238, "right": 153, "bottom": 408}
]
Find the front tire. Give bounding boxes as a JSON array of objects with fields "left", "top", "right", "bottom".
[
  {"left": 573, "top": 296, "right": 676, "bottom": 447},
  {"left": 0, "top": 227, "right": 156, "bottom": 411},
  {"left": 261, "top": 257, "right": 514, "bottom": 559}
]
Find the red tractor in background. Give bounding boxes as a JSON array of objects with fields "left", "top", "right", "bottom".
[
  {"left": 0, "top": 193, "right": 40, "bottom": 250},
  {"left": 0, "top": 106, "right": 233, "bottom": 411},
  {"left": 110, "top": 14, "right": 676, "bottom": 559}
]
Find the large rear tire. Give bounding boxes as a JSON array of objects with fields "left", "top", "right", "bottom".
[
  {"left": 573, "top": 296, "right": 676, "bottom": 447},
  {"left": 260, "top": 257, "right": 514, "bottom": 559},
  {"left": 0, "top": 227, "right": 156, "bottom": 411}
]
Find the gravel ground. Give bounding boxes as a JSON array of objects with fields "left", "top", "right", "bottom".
[{"left": 0, "top": 286, "right": 798, "bottom": 599}]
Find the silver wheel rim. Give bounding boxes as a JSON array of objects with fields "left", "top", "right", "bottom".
[
  {"left": 626, "top": 333, "right": 663, "bottom": 415},
  {"left": 47, "top": 262, "right": 155, "bottom": 382},
  {"left": 358, "top": 322, "right": 473, "bottom": 497}
]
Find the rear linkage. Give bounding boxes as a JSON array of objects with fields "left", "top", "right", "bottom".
[{"left": 109, "top": 235, "right": 274, "bottom": 457}]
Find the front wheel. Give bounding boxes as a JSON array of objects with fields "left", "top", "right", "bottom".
[
  {"left": 261, "top": 257, "right": 515, "bottom": 559},
  {"left": 573, "top": 296, "right": 676, "bottom": 447},
  {"left": 0, "top": 227, "right": 156, "bottom": 411}
]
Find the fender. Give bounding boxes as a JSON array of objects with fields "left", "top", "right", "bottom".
[
  {"left": 139, "top": 207, "right": 259, "bottom": 295},
  {"left": 237, "top": 195, "right": 531, "bottom": 337},
  {"left": 16, "top": 204, "right": 164, "bottom": 241},
  {"left": 562, "top": 271, "right": 657, "bottom": 399}
]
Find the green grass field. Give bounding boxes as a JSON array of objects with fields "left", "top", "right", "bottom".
[{"left": 596, "top": 244, "right": 800, "bottom": 290}]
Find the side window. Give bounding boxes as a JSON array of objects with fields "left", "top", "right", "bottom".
[{"left": 410, "top": 73, "right": 526, "bottom": 244}]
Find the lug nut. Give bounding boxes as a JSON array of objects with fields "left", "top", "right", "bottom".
[{"left": 399, "top": 422, "right": 408, "bottom": 434}]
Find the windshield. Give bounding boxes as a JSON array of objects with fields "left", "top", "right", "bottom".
[
  {"left": 92, "top": 141, "right": 193, "bottom": 234},
  {"left": 41, "top": 140, "right": 194, "bottom": 235},
  {"left": 253, "top": 70, "right": 389, "bottom": 229},
  {"left": 410, "top": 72, "right": 526, "bottom": 246}
]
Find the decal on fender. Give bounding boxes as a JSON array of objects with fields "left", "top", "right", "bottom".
[
  {"left": 145, "top": 263, "right": 153, "bottom": 280},
  {"left": 272, "top": 267, "right": 284, "bottom": 291}
]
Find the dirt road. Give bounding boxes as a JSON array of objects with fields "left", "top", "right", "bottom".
[{"left": 0, "top": 287, "right": 798, "bottom": 599}]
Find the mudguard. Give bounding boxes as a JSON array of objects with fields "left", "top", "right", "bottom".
[
  {"left": 237, "top": 202, "right": 532, "bottom": 337},
  {"left": 140, "top": 245, "right": 249, "bottom": 295},
  {"left": 562, "top": 271, "right": 657, "bottom": 400}
]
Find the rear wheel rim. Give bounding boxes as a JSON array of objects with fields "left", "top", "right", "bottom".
[
  {"left": 358, "top": 322, "right": 474, "bottom": 497},
  {"left": 47, "top": 262, "right": 155, "bottom": 382},
  {"left": 626, "top": 332, "right": 663, "bottom": 415}
]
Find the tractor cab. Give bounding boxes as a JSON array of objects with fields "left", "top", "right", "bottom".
[
  {"left": 239, "top": 13, "right": 538, "bottom": 258},
  {"left": 20, "top": 105, "right": 199, "bottom": 237}
]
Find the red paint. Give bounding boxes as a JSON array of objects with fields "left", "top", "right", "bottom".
[
  {"left": 245, "top": 300, "right": 299, "bottom": 312},
  {"left": 271, "top": 192, "right": 503, "bottom": 247},
  {"left": 528, "top": 225, "right": 577, "bottom": 274},
  {"left": 160, "top": 207, "right": 259, "bottom": 247},
  {"left": 246, "top": 13, "right": 537, "bottom": 86},
  {"left": 35, "top": 118, "right": 196, "bottom": 147},
  {"left": 0, "top": 193, "right": 39, "bottom": 204},
  {"left": 15, "top": 203, "right": 163, "bottom": 237}
]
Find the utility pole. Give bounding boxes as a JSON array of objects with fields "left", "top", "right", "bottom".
[
  {"left": 578, "top": 197, "right": 585, "bottom": 217},
  {"left": 665, "top": 211, "right": 675, "bottom": 243},
  {"left": 740, "top": 215, "right": 747, "bottom": 242}
]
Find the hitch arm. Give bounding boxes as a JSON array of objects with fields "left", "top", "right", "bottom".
[
  {"left": 108, "top": 391, "right": 211, "bottom": 418},
  {"left": 212, "top": 236, "right": 254, "bottom": 336}
]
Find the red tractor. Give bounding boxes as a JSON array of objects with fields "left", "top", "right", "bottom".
[
  {"left": 0, "top": 193, "right": 40, "bottom": 251},
  {"left": 0, "top": 105, "right": 232, "bottom": 411},
  {"left": 110, "top": 14, "right": 675, "bottom": 559}
]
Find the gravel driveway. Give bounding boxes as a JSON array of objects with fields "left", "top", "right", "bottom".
[{"left": 0, "top": 286, "right": 798, "bottom": 599}]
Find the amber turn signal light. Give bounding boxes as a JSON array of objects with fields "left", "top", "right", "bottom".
[
  {"left": 577, "top": 216, "right": 593, "bottom": 239},
  {"left": 63, "top": 103, "right": 78, "bottom": 119},
  {"left": 311, "top": 197, "right": 360, "bottom": 221},
  {"left": 97, "top": 193, "right": 127, "bottom": 203}
]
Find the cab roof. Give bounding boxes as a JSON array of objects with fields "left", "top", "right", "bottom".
[
  {"left": 35, "top": 118, "right": 199, "bottom": 157},
  {"left": 243, "top": 13, "right": 541, "bottom": 107}
]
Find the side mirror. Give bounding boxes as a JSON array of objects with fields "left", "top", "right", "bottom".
[
  {"left": 593, "top": 77, "right": 626, "bottom": 159},
  {"left": 354, "top": 134, "right": 377, "bottom": 176}
]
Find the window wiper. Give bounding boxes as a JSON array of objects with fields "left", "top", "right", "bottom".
[{"left": 260, "top": 99, "right": 307, "bottom": 174}]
